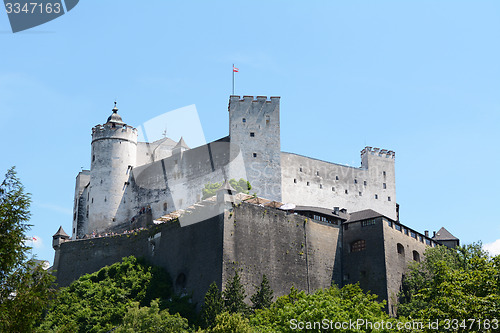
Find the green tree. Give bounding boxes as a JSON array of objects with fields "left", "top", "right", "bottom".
[
  {"left": 398, "top": 243, "right": 500, "bottom": 331},
  {"left": 250, "top": 284, "right": 392, "bottom": 332},
  {"left": 0, "top": 167, "right": 56, "bottom": 333},
  {"left": 200, "top": 282, "right": 225, "bottom": 328},
  {"left": 39, "top": 256, "right": 195, "bottom": 333},
  {"left": 114, "top": 299, "right": 191, "bottom": 333},
  {"left": 223, "top": 270, "right": 248, "bottom": 315},
  {"left": 201, "top": 179, "right": 251, "bottom": 200},
  {"left": 207, "top": 312, "right": 253, "bottom": 333},
  {"left": 250, "top": 274, "right": 273, "bottom": 311},
  {"left": 0, "top": 167, "right": 32, "bottom": 281}
]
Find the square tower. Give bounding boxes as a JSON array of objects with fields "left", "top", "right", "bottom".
[{"left": 228, "top": 96, "right": 282, "bottom": 201}]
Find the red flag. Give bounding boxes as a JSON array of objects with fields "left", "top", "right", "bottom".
[
  {"left": 233, "top": 66, "right": 239, "bottom": 73},
  {"left": 32, "top": 236, "right": 37, "bottom": 241}
]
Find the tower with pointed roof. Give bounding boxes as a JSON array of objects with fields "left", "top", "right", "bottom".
[{"left": 87, "top": 103, "right": 138, "bottom": 234}]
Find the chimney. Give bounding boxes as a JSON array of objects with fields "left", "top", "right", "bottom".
[
  {"left": 333, "top": 207, "right": 339, "bottom": 215},
  {"left": 433, "top": 231, "right": 436, "bottom": 237},
  {"left": 340, "top": 208, "right": 347, "bottom": 214},
  {"left": 424, "top": 230, "right": 429, "bottom": 237}
]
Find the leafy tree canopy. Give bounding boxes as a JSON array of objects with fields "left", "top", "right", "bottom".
[
  {"left": 398, "top": 243, "right": 500, "bottom": 331},
  {"left": 250, "top": 284, "right": 392, "bottom": 332},
  {"left": 114, "top": 299, "right": 191, "bottom": 333},
  {"left": 39, "top": 256, "right": 195, "bottom": 333},
  {"left": 202, "top": 179, "right": 251, "bottom": 200}
]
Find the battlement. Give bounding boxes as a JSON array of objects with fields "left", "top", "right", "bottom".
[
  {"left": 91, "top": 124, "right": 138, "bottom": 143},
  {"left": 360, "top": 146, "right": 395, "bottom": 159},
  {"left": 229, "top": 95, "right": 280, "bottom": 103}
]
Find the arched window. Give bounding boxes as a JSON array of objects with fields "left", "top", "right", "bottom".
[
  {"left": 351, "top": 239, "right": 366, "bottom": 252},
  {"left": 163, "top": 202, "right": 168, "bottom": 212},
  {"left": 397, "top": 243, "right": 405, "bottom": 255},
  {"left": 413, "top": 250, "right": 420, "bottom": 262}
]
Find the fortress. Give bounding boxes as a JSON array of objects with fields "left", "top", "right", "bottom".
[{"left": 52, "top": 95, "right": 459, "bottom": 314}]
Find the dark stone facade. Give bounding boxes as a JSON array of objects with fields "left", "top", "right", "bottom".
[{"left": 54, "top": 201, "right": 437, "bottom": 313}]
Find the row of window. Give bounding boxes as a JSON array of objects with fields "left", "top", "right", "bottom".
[
  {"left": 293, "top": 178, "right": 388, "bottom": 190},
  {"left": 299, "top": 167, "right": 388, "bottom": 180},
  {"left": 397, "top": 243, "right": 421, "bottom": 261},
  {"left": 351, "top": 240, "right": 421, "bottom": 262},
  {"left": 293, "top": 180, "right": 391, "bottom": 201},
  {"left": 388, "top": 220, "right": 435, "bottom": 246}
]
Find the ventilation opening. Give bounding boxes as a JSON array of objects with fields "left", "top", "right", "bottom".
[{"left": 176, "top": 273, "right": 187, "bottom": 289}]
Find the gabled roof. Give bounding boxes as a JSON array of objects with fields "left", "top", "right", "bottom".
[
  {"left": 174, "top": 137, "right": 190, "bottom": 149},
  {"left": 53, "top": 226, "right": 70, "bottom": 239},
  {"left": 432, "top": 227, "right": 458, "bottom": 241},
  {"left": 346, "top": 209, "right": 386, "bottom": 223}
]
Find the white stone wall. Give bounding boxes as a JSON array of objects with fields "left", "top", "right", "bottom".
[
  {"left": 229, "top": 96, "right": 282, "bottom": 201},
  {"left": 281, "top": 150, "right": 396, "bottom": 220},
  {"left": 88, "top": 124, "right": 138, "bottom": 234}
]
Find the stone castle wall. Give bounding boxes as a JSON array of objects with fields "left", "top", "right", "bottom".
[{"left": 281, "top": 151, "right": 397, "bottom": 220}]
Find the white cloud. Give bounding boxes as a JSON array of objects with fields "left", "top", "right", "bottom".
[{"left": 483, "top": 239, "right": 500, "bottom": 256}]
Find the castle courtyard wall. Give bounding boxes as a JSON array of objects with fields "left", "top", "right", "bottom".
[{"left": 281, "top": 152, "right": 397, "bottom": 220}]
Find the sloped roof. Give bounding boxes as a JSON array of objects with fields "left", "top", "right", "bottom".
[
  {"left": 53, "top": 226, "right": 70, "bottom": 239},
  {"left": 294, "top": 205, "right": 349, "bottom": 220},
  {"left": 346, "top": 209, "right": 385, "bottom": 223},
  {"left": 174, "top": 137, "right": 190, "bottom": 149},
  {"left": 432, "top": 227, "right": 458, "bottom": 241}
]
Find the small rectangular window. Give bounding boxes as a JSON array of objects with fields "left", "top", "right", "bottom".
[
  {"left": 331, "top": 187, "right": 335, "bottom": 191},
  {"left": 335, "top": 176, "right": 339, "bottom": 180},
  {"left": 316, "top": 171, "right": 320, "bottom": 176},
  {"left": 363, "top": 181, "right": 367, "bottom": 186},
  {"left": 359, "top": 191, "right": 362, "bottom": 196},
  {"left": 388, "top": 196, "right": 391, "bottom": 201},
  {"left": 361, "top": 219, "right": 376, "bottom": 227},
  {"left": 383, "top": 183, "right": 387, "bottom": 189},
  {"left": 319, "top": 184, "right": 323, "bottom": 189},
  {"left": 293, "top": 179, "right": 297, "bottom": 183},
  {"left": 375, "top": 194, "right": 378, "bottom": 199},
  {"left": 345, "top": 189, "right": 348, "bottom": 194},
  {"left": 242, "top": 118, "right": 246, "bottom": 123},
  {"left": 383, "top": 171, "right": 386, "bottom": 176},
  {"left": 306, "top": 181, "right": 310, "bottom": 186},
  {"left": 253, "top": 153, "right": 257, "bottom": 158},
  {"left": 250, "top": 132, "right": 255, "bottom": 137},
  {"left": 299, "top": 167, "right": 303, "bottom": 172},
  {"left": 354, "top": 179, "right": 358, "bottom": 184}
]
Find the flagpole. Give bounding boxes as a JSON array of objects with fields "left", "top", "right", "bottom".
[{"left": 232, "top": 63, "right": 235, "bottom": 95}]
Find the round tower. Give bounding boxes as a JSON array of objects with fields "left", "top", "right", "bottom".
[{"left": 88, "top": 103, "right": 137, "bottom": 233}]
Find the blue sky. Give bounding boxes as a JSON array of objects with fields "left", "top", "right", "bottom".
[{"left": 1, "top": 1, "right": 499, "bottom": 263}]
